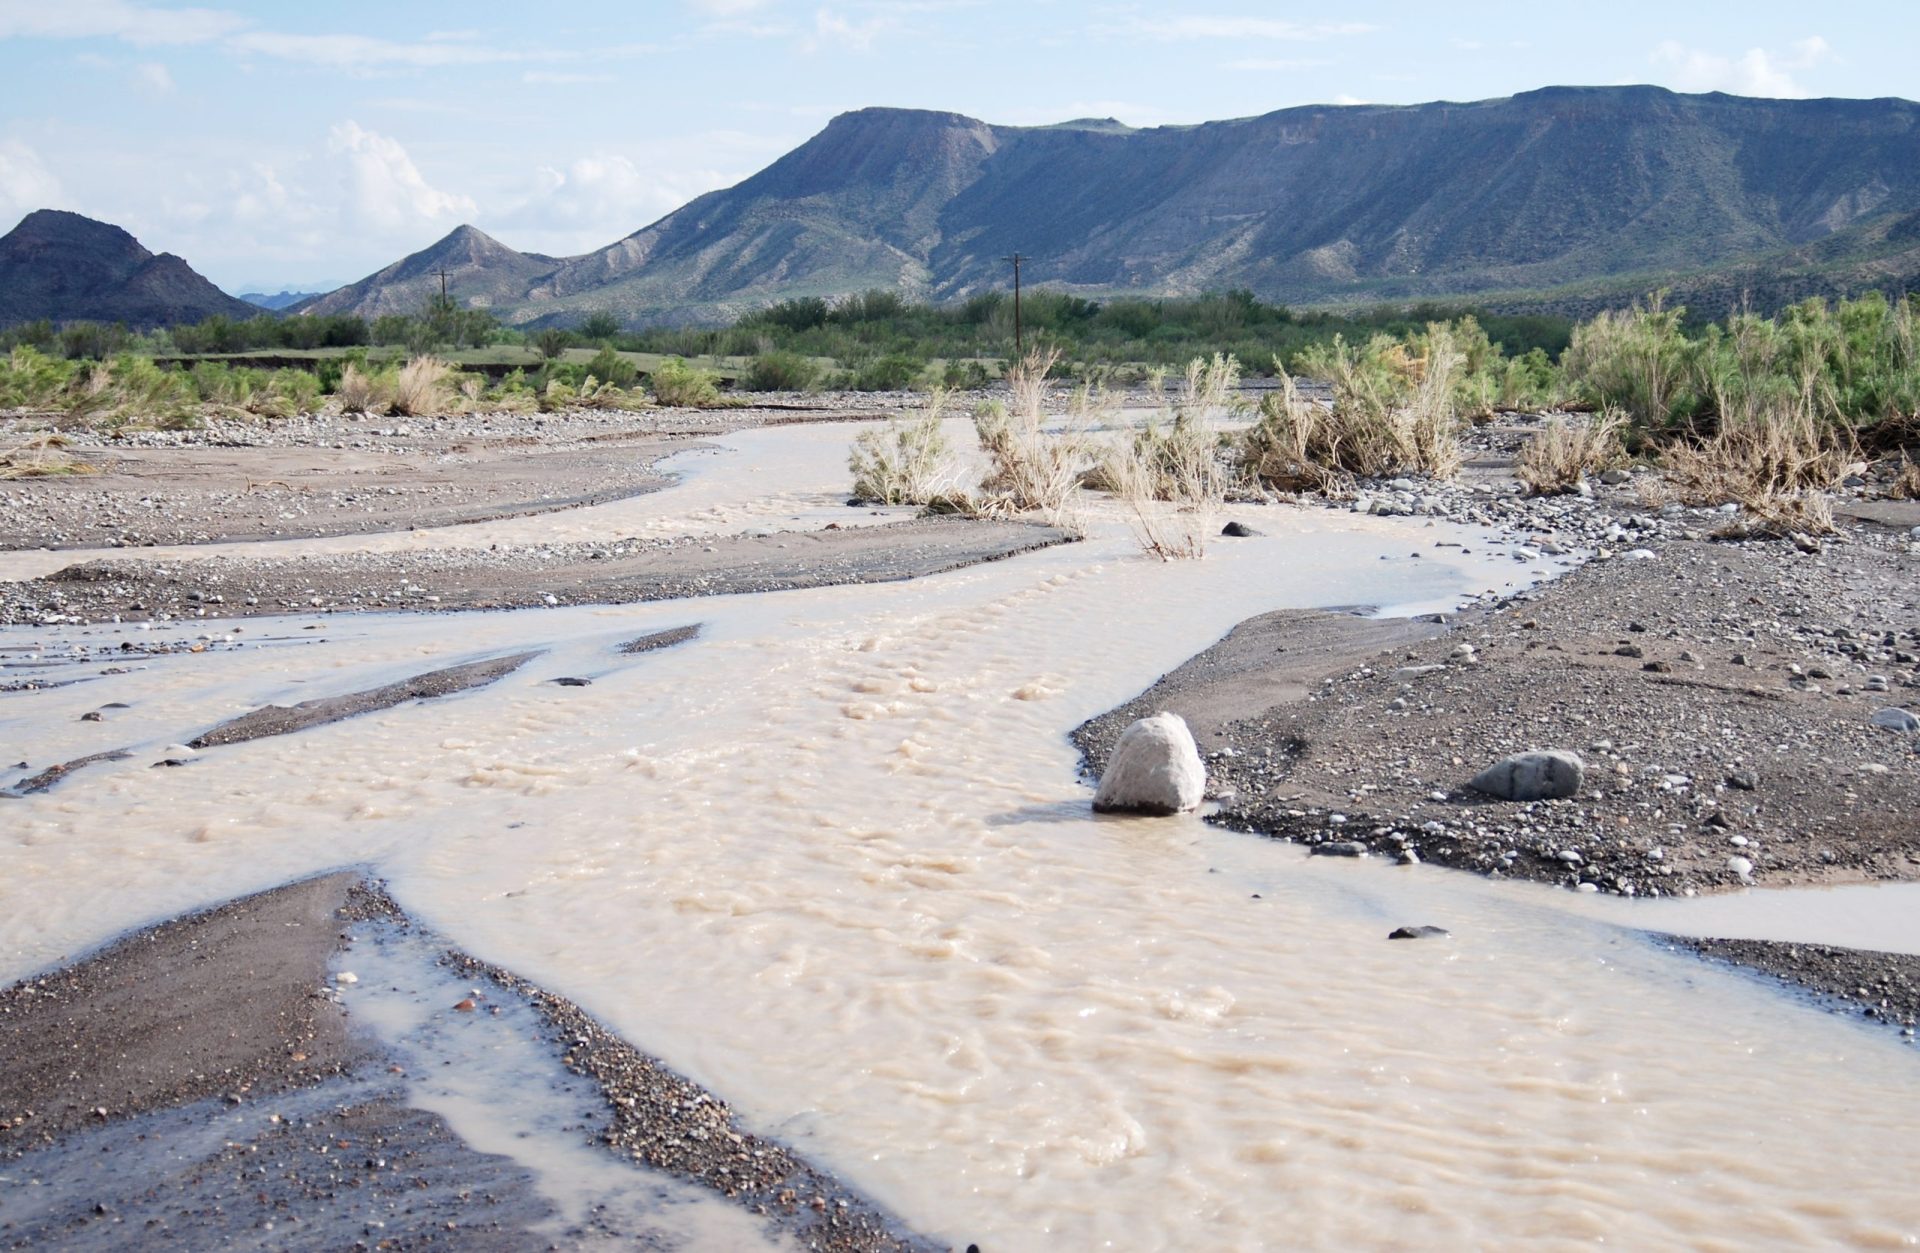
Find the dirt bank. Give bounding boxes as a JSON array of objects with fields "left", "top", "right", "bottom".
[
  {"left": 1671, "top": 936, "right": 1920, "bottom": 1038},
  {"left": 5, "top": 516, "right": 1074, "bottom": 625}
]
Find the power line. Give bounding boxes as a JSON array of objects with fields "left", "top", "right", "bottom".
[{"left": 1003, "top": 253, "right": 1025, "bottom": 358}]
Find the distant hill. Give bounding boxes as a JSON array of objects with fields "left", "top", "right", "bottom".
[
  {"left": 493, "top": 88, "right": 1920, "bottom": 325},
  {"left": 239, "top": 290, "right": 324, "bottom": 311},
  {"left": 0, "top": 210, "right": 260, "bottom": 328},
  {"left": 293, "top": 225, "right": 562, "bottom": 319}
]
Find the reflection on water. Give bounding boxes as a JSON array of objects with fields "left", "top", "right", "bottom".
[{"left": 3, "top": 424, "right": 1917, "bottom": 1251}]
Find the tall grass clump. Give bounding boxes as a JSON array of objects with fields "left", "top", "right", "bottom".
[
  {"left": 71, "top": 354, "right": 196, "bottom": 428},
  {"left": 1663, "top": 398, "right": 1852, "bottom": 536},
  {"left": 389, "top": 356, "right": 455, "bottom": 417},
  {"left": 1560, "top": 295, "right": 1701, "bottom": 430},
  {"left": 0, "top": 346, "right": 80, "bottom": 410},
  {"left": 1246, "top": 323, "right": 1465, "bottom": 488},
  {"left": 1096, "top": 353, "right": 1238, "bottom": 559},
  {"left": 849, "top": 388, "right": 971, "bottom": 507},
  {"left": 742, "top": 350, "right": 821, "bottom": 392},
  {"left": 974, "top": 347, "right": 1094, "bottom": 524},
  {"left": 1516, "top": 411, "right": 1627, "bottom": 495}
]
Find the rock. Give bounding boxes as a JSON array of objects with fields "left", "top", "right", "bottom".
[
  {"left": 1600, "top": 469, "right": 1631, "bottom": 485},
  {"left": 1220, "top": 521, "right": 1262, "bottom": 537},
  {"left": 1092, "top": 712, "right": 1205, "bottom": 816},
  {"left": 553, "top": 676, "right": 593, "bottom": 687},
  {"left": 1870, "top": 708, "right": 1920, "bottom": 734},
  {"left": 1727, "top": 856, "right": 1755, "bottom": 880},
  {"left": 1309, "top": 841, "right": 1368, "bottom": 857},
  {"left": 1468, "top": 750, "right": 1584, "bottom": 802},
  {"left": 1388, "top": 925, "right": 1450, "bottom": 940},
  {"left": 1726, "top": 770, "right": 1758, "bottom": 791}
]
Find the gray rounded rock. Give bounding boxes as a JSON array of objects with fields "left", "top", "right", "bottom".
[{"left": 1468, "top": 750, "right": 1585, "bottom": 801}]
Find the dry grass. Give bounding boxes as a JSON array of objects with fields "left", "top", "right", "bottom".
[
  {"left": 1891, "top": 452, "right": 1920, "bottom": 500},
  {"left": 1516, "top": 411, "right": 1628, "bottom": 495},
  {"left": 337, "top": 363, "right": 382, "bottom": 414},
  {"left": 850, "top": 388, "right": 972, "bottom": 507},
  {"left": 975, "top": 347, "right": 1095, "bottom": 525},
  {"left": 1096, "top": 354, "right": 1237, "bottom": 559},
  {"left": 1663, "top": 401, "right": 1851, "bottom": 536},
  {"left": 389, "top": 356, "right": 454, "bottom": 417},
  {"left": 1243, "top": 326, "right": 1466, "bottom": 491},
  {"left": 0, "top": 432, "right": 97, "bottom": 479}
]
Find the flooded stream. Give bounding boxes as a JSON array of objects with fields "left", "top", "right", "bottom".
[{"left": 3, "top": 422, "right": 1917, "bottom": 1249}]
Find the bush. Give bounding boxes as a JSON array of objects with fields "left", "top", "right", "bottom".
[
  {"left": 337, "top": 363, "right": 387, "bottom": 413},
  {"left": 1097, "top": 355, "right": 1237, "bottom": 559},
  {"left": 389, "top": 356, "right": 454, "bottom": 416},
  {"left": 1516, "top": 412, "right": 1627, "bottom": 495},
  {"left": 0, "top": 345, "right": 79, "bottom": 409},
  {"left": 647, "top": 357, "right": 720, "bottom": 407},
  {"left": 1258, "top": 325, "right": 1464, "bottom": 485},
  {"left": 975, "top": 347, "right": 1094, "bottom": 524},
  {"left": 849, "top": 390, "right": 967, "bottom": 505},
  {"left": 848, "top": 353, "right": 925, "bottom": 392},
  {"left": 742, "top": 350, "right": 821, "bottom": 392},
  {"left": 585, "top": 346, "right": 640, "bottom": 388}
]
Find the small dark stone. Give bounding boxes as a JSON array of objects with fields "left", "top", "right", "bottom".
[
  {"left": 150, "top": 759, "right": 188, "bottom": 769},
  {"left": 1643, "top": 660, "right": 1672, "bottom": 673},
  {"left": 79, "top": 711, "right": 103, "bottom": 722},
  {"left": 552, "top": 677, "right": 593, "bottom": 687},
  {"left": 1727, "top": 770, "right": 1758, "bottom": 791},
  {"left": 1310, "top": 841, "right": 1368, "bottom": 857},
  {"left": 1614, "top": 644, "right": 1645, "bottom": 658},
  {"left": 1220, "top": 521, "right": 1262, "bottom": 538},
  {"left": 1388, "top": 925, "right": 1451, "bottom": 940}
]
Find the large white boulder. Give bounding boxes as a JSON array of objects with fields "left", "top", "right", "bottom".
[
  {"left": 1469, "top": 750, "right": 1585, "bottom": 802},
  {"left": 1093, "top": 712, "right": 1206, "bottom": 816}
]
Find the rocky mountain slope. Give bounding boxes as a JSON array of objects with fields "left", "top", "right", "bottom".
[
  {"left": 0, "top": 210, "right": 259, "bottom": 327},
  {"left": 292, "top": 224, "right": 562, "bottom": 319}
]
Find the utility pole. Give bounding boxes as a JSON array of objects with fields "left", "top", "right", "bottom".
[
  {"left": 1003, "top": 253, "right": 1025, "bottom": 358},
  {"left": 433, "top": 267, "right": 451, "bottom": 304}
]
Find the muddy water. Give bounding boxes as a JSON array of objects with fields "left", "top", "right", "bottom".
[{"left": 4, "top": 426, "right": 1919, "bottom": 1250}]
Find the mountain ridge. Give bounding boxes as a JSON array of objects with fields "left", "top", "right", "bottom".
[{"left": 0, "top": 210, "right": 260, "bottom": 328}]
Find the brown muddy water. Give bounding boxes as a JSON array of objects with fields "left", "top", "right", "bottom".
[{"left": 3, "top": 423, "right": 1918, "bottom": 1250}]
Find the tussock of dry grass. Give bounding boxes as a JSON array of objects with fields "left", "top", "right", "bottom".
[
  {"left": 975, "top": 347, "right": 1094, "bottom": 526},
  {"left": 0, "top": 432, "right": 97, "bottom": 479},
  {"left": 1891, "top": 452, "right": 1920, "bottom": 500},
  {"left": 389, "top": 356, "right": 454, "bottom": 417},
  {"left": 850, "top": 388, "right": 972, "bottom": 508},
  {"left": 1096, "top": 354, "right": 1237, "bottom": 559},
  {"left": 1664, "top": 402, "right": 1851, "bottom": 537},
  {"left": 1516, "top": 411, "right": 1627, "bottom": 495}
]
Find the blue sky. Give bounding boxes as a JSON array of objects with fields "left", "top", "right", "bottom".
[{"left": 1, "top": 1, "right": 1913, "bottom": 292}]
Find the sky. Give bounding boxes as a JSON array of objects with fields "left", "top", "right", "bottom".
[{"left": 2, "top": 0, "right": 1915, "bottom": 293}]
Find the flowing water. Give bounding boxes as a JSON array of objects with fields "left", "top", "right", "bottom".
[{"left": 3, "top": 422, "right": 1918, "bottom": 1250}]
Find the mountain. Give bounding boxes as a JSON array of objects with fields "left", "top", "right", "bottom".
[
  {"left": 293, "top": 225, "right": 562, "bottom": 318},
  {"left": 240, "top": 290, "right": 325, "bottom": 311},
  {"left": 311, "top": 87, "right": 1920, "bottom": 325},
  {"left": 0, "top": 210, "right": 260, "bottom": 327}
]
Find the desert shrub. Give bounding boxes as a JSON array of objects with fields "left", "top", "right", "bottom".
[
  {"left": 1516, "top": 412, "right": 1628, "bottom": 495},
  {"left": 1259, "top": 325, "right": 1464, "bottom": 483},
  {"left": 0, "top": 346, "right": 79, "bottom": 409},
  {"left": 585, "top": 346, "right": 640, "bottom": 389},
  {"left": 1889, "top": 452, "right": 1920, "bottom": 500},
  {"left": 71, "top": 354, "right": 195, "bottom": 426},
  {"left": 848, "top": 353, "right": 925, "bottom": 392},
  {"left": 534, "top": 328, "right": 573, "bottom": 360},
  {"left": 742, "top": 350, "right": 821, "bottom": 392},
  {"left": 648, "top": 357, "right": 720, "bottom": 407},
  {"left": 1561, "top": 296, "right": 1703, "bottom": 430},
  {"left": 849, "top": 389, "right": 969, "bottom": 506},
  {"left": 941, "top": 359, "right": 991, "bottom": 390}
]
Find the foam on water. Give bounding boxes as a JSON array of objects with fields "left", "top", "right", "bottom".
[{"left": 4, "top": 425, "right": 1918, "bottom": 1250}]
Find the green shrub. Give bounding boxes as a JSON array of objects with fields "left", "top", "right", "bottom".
[
  {"left": 647, "top": 357, "right": 720, "bottom": 407},
  {"left": 0, "top": 345, "right": 79, "bottom": 408},
  {"left": 586, "top": 346, "right": 640, "bottom": 388},
  {"left": 849, "top": 353, "right": 925, "bottom": 392},
  {"left": 742, "top": 350, "right": 821, "bottom": 392}
]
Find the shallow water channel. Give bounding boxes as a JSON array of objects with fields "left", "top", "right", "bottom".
[{"left": 3, "top": 422, "right": 1918, "bottom": 1249}]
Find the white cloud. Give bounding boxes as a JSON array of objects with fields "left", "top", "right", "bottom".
[
  {"left": 807, "top": 7, "right": 890, "bottom": 52},
  {"left": 0, "top": 140, "right": 64, "bottom": 218},
  {"left": 1650, "top": 35, "right": 1836, "bottom": 99},
  {"left": 228, "top": 30, "right": 534, "bottom": 69},
  {"left": 130, "top": 60, "right": 173, "bottom": 93},
  {"left": 522, "top": 70, "right": 616, "bottom": 85},
  {"left": 1118, "top": 16, "right": 1374, "bottom": 41},
  {"left": 1226, "top": 57, "right": 1329, "bottom": 72},
  {"left": 0, "top": 0, "right": 245, "bottom": 45},
  {"left": 689, "top": 0, "right": 777, "bottom": 13},
  {"left": 326, "top": 121, "right": 477, "bottom": 233}
]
